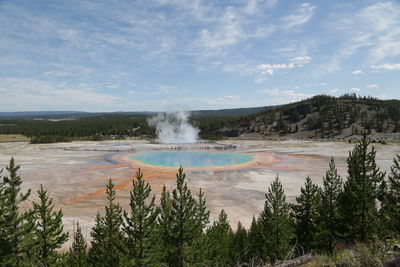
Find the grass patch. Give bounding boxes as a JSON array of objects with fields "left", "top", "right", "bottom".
[{"left": 0, "top": 134, "right": 30, "bottom": 142}]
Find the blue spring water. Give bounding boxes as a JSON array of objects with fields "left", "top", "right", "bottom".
[{"left": 128, "top": 151, "right": 254, "bottom": 168}]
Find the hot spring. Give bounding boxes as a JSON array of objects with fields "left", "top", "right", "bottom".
[{"left": 127, "top": 151, "right": 255, "bottom": 168}]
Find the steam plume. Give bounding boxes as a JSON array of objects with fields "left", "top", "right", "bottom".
[{"left": 148, "top": 110, "right": 200, "bottom": 144}]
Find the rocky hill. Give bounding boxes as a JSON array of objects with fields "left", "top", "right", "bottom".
[{"left": 201, "top": 94, "right": 400, "bottom": 142}]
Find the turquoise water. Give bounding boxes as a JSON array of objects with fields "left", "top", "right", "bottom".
[{"left": 128, "top": 151, "right": 254, "bottom": 168}]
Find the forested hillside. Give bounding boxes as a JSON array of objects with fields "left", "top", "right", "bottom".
[
  {"left": 1, "top": 94, "right": 399, "bottom": 143},
  {"left": 0, "top": 136, "right": 399, "bottom": 266},
  {"left": 194, "top": 94, "right": 400, "bottom": 140}
]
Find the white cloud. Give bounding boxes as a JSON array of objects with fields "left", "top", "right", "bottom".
[
  {"left": 352, "top": 70, "right": 363, "bottom": 75},
  {"left": 198, "top": 7, "right": 273, "bottom": 50},
  {"left": 256, "top": 56, "right": 311, "bottom": 76},
  {"left": 371, "top": 63, "right": 400, "bottom": 71},
  {"left": 290, "top": 56, "right": 311, "bottom": 65},
  {"left": 281, "top": 3, "right": 315, "bottom": 28},
  {"left": 337, "top": 2, "right": 400, "bottom": 62},
  {"left": 260, "top": 88, "right": 314, "bottom": 103},
  {"left": 366, "top": 84, "right": 379, "bottom": 89},
  {"left": 330, "top": 88, "right": 340, "bottom": 93},
  {"left": 350, "top": 87, "right": 361, "bottom": 92}
]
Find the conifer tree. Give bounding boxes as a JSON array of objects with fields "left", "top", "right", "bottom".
[
  {"left": 87, "top": 213, "right": 105, "bottom": 265},
  {"left": 88, "top": 179, "right": 126, "bottom": 267},
  {"left": 379, "top": 154, "right": 400, "bottom": 236},
  {"left": 318, "top": 157, "right": 343, "bottom": 251},
  {"left": 0, "top": 158, "right": 33, "bottom": 265},
  {"left": 123, "top": 169, "right": 159, "bottom": 266},
  {"left": 159, "top": 167, "right": 197, "bottom": 267},
  {"left": 339, "top": 134, "right": 385, "bottom": 242},
  {"left": 31, "top": 184, "right": 68, "bottom": 266},
  {"left": 259, "top": 175, "right": 294, "bottom": 264},
  {"left": 231, "top": 221, "right": 249, "bottom": 264},
  {"left": 187, "top": 188, "right": 210, "bottom": 265},
  {"left": 291, "top": 177, "right": 320, "bottom": 252},
  {"left": 247, "top": 216, "right": 265, "bottom": 263},
  {"left": 203, "top": 210, "right": 233, "bottom": 266},
  {"left": 158, "top": 185, "right": 174, "bottom": 265},
  {"left": 68, "top": 221, "right": 88, "bottom": 267}
]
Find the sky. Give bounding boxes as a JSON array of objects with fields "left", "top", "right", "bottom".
[{"left": 0, "top": 0, "right": 399, "bottom": 112}]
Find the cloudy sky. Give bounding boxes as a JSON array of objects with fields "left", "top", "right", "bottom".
[{"left": 1, "top": 0, "right": 399, "bottom": 111}]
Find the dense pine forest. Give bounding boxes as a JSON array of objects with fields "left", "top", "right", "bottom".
[
  {"left": 1, "top": 135, "right": 400, "bottom": 266},
  {"left": 1, "top": 95, "right": 399, "bottom": 143}
]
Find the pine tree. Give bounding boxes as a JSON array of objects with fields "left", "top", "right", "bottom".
[
  {"left": 0, "top": 158, "right": 34, "bottom": 265},
  {"left": 187, "top": 188, "right": 210, "bottom": 265},
  {"left": 259, "top": 175, "right": 294, "bottom": 264},
  {"left": 123, "top": 169, "right": 159, "bottom": 266},
  {"left": 68, "top": 221, "right": 88, "bottom": 267},
  {"left": 318, "top": 157, "right": 343, "bottom": 251},
  {"left": 379, "top": 154, "right": 400, "bottom": 237},
  {"left": 247, "top": 216, "right": 265, "bottom": 263},
  {"left": 231, "top": 221, "right": 249, "bottom": 265},
  {"left": 165, "top": 167, "right": 197, "bottom": 267},
  {"left": 291, "top": 177, "right": 320, "bottom": 252},
  {"left": 203, "top": 210, "right": 233, "bottom": 266},
  {"left": 88, "top": 179, "right": 126, "bottom": 267},
  {"left": 158, "top": 185, "right": 174, "bottom": 265},
  {"left": 339, "top": 134, "right": 385, "bottom": 242},
  {"left": 31, "top": 184, "right": 68, "bottom": 266}
]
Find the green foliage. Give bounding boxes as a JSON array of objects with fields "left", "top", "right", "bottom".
[
  {"left": 0, "top": 158, "right": 33, "bottom": 266},
  {"left": 291, "top": 177, "right": 320, "bottom": 252},
  {"left": 88, "top": 179, "right": 126, "bottom": 267},
  {"left": 259, "top": 175, "right": 294, "bottom": 263},
  {"left": 203, "top": 210, "right": 233, "bottom": 266},
  {"left": 339, "top": 134, "right": 385, "bottom": 242},
  {"left": 317, "top": 157, "right": 343, "bottom": 251},
  {"left": 68, "top": 222, "right": 88, "bottom": 267},
  {"left": 187, "top": 188, "right": 210, "bottom": 265},
  {"left": 379, "top": 154, "right": 400, "bottom": 237},
  {"left": 247, "top": 216, "right": 265, "bottom": 263},
  {"left": 31, "top": 184, "right": 69, "bottom": 266},
  {"left": 30, "top": 135, "right": 71, "bottom": 144},
  {"left": 123, "top": 169, "right": 159, "bottom": 266},
  {"left": 231, "top": 221, "right": 250, "bottom": 264},
  {"left": 158, "top": 167, "right": 198, "bottom": 267}
]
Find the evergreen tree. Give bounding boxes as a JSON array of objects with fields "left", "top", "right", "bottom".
[
  {"left": 318, "top": 157, "right": 343, "bottom": 251},
  {"left": 88, "top": 179, "right": 126, "bottom": 267},
  {"left": 231, "top": 221, "right": 249, "bottom": 265},
  {"left": 87, "top": 213, "right": 105, "bottom": 265},
  {"left": 0, "top": 158, "right": 33, "bottom": 265},
  {"left": 259, "top": 175, "right": 294, "bottom": 264},
  {"left": 68, "top": 221, "right": 88, "bottom": 267},
  {"left": 159, "top": 167, "right": 197, "bottom": 267},
  {"left": 31, "top": 184, "right": 68, "bottom": 266},
  {"left": 379, "top": 154, "right": 400, "bottom": 236},
  {"left": 291, "top": 177, "right": 320, "bottom": 252},
  {"left": 203, "top": 210, "right": 233, "bottom": 266},
  {"left": 123, "top": 168, "right": 159, "bottom": 266},
  {"left": 247, "top": 216, "right": 265, "bottom": 264},
  {"left": 158, "top": 185, "right": 174, "bottom": 265},
  {"left": 187, "top": 188, "right": 210, "bottom": 265},
  {"left": 339, "top": 134, "right": 385, "bottom": 242}
]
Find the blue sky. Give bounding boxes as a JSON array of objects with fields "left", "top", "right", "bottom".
[{"left": 0, "top": 0, "right": 399, "bottom": 112}]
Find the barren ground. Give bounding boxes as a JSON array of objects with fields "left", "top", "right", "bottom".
[{"left": 0, "top": 139, "right": 399, "bottom": 248}]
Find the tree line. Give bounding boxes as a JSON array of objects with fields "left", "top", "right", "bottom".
[{"left": 0, "top": 135, "right": 399, "bottom": 266}]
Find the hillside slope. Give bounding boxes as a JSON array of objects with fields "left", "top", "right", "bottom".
[{"left": 196, "top": 94, "right": 400, "bottom": 141}]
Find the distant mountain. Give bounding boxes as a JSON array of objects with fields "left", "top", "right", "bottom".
[{"left": 0, "top": 106, "right": 268, "bottom": 120}]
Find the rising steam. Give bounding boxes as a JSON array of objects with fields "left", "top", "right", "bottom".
[{"left": 148, "top": 110, "right": 200, "bottom": 144}]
